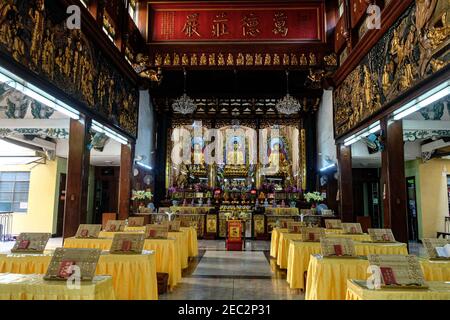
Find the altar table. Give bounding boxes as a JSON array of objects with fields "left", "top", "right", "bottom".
[
  {"left": 0, "top": 273, "right": 115, "bottom": 300},
  {"left": 345, "top": 279, "right": 450, "bottom": 300},
  {"left": 305, "top": 255, "right": 450, "bottom": 300},
  {"left": 63, "top": 237, "right": 181, "bottom": 288},
  {"left": 286, "top": 241, "right": 408, "bottom": 290},
  {"left": 0, "top": 251, "right": 158, "bottom": 300}
]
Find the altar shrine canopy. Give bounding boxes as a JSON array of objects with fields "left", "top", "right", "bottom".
[{"left": 0, "top": 0, "right": 448, "bottom": 305}]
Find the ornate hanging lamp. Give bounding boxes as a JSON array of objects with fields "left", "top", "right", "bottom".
[
  {"left": 172, "top": 68, "right": 197, "bottom": 114},
  {"left": 275, "top": 70, "right": 302, "bottom": 115}
]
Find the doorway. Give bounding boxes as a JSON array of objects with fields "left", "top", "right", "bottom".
[
  {"left": 56, "top": 173, "right": 66, "bottom": 237},
  {"left": 406, "top": 176, "right": 419, "bottom": 241}
]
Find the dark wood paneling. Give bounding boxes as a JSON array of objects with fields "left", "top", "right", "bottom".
[
  {"left": 63, "top": 119, "right": 91, "bottom": 239},
  {"left": 381, "top": 119, "right": 408, "bottom": 243},
  {"left": 350, "top": 0, "right": 368, "bottom": 29},
  {"left": 337, "top": 144, "right": 354, "bottom": 222},
  {"left": 118, "top": 144, "right": 134, "bottom": 219}
]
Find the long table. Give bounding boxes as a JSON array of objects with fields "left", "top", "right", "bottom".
[
  {"left": 0, "top": 250, "right": 158, "bottom": 300},
  {"left": 286, "top": 240, "right": 408, "bottom": 291},
  {"left": 346, "top": 279, "right": 450, "bottom": 300},
  {"left": 63, "top": 237, "right": 181, "bottom": 289},
  {"left": 274, "top": 228, "right": 372, "bottom": 269},
  {"left": 0, "top": 273, "right": 115, "bottom": 300},
  {"left": 305, "top": 255, "right": 450, "bottom": 300}
]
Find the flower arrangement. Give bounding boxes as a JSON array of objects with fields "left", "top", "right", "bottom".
[
  {"left": 131, "top": 190, "right": 153, "bottom": 201},
  {"left": 304, "top": 192, "right": 324, "bottom": 203},
  {"left": 261, "top": 182, "right": 275, "bottom": 194}
]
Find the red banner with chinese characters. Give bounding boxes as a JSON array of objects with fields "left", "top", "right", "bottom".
[{"left": 148, "top": 2, "right": 324, "bottom": 42}]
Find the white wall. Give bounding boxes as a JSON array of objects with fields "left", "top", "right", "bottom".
[
  {"left": 316, "top": 90, "right": 336, "bottom": 169},
  {"left": 135, "top": 90, "right": 155, "bottom": 168}
]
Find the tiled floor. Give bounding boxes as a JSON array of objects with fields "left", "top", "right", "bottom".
[{"left": 161, "top": 239, "right": 304, "bottom": 300}]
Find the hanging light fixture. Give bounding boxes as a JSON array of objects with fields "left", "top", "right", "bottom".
[
  {"left": 172, "top": 68, "right": 197, "bottom": 114},
  {"left": 275, "top": 70, "right": 302, "bottom": 115}
]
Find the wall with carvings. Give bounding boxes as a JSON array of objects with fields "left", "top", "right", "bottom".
[
  {"left": 0, "top": 0, "right": 139, "bottom": 137},
  {"left": 334, "top": 0, "right": 449, "bottom": 137}
]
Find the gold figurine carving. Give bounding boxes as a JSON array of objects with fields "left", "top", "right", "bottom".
[
  {"left": 236, "top": 53, "right": 244, "bottom": 66},
  {"left": 273, "top": 54, "right": 280, "bottom": 65},
  {"left": 218, "top": 53, "right": 225, "bottom": 66},
  {"left": 299, "top": 54, "right": 308, "bottom": 65},
  {"left": 264, "top": 53, "right": 272, "bottom": 65},
  {"left": 226, "top": 53, "right": 234, "bottom": 66},
  {"left": 255, "top": 53, "right": 263, "bottom": 66},
  {"left": 173, "top": 53, "right": 180, "bottom": 66},
  {"left": 200, "top": 53, "right": 207, "bottom": 65},
  {"left": 191, "top": 53, "right": 198, "bottom": 66},
  {"left": 182, "top": 53, "right": 189, "bottom": 66},
  {"left": 283, "top": 54, "right": 290, "bottom": 66},
  {"left": 209, "top": 53, "right": 216, "bottom": 66},
  {"left": 245, "top": 54, "right": 254, "bottom": 66}
]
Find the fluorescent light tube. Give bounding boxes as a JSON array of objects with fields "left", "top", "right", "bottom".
[{"left": 0, "top": 66, "right": 80, "bottom": 120}]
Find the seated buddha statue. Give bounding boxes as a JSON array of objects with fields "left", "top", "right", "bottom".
[
  {"left": 192, "top": 143, "right": 205, "bottom": 166},
  {"left": 226, "top": 140, "right": 245, "bottom": 165}
]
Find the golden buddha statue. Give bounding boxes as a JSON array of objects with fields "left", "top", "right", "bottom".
[
  {"left": 192, "top": 143, "right": 205, "bottom": 166},
  {"left": 226, "top": 140, "right": 245, "bottom": 165}
]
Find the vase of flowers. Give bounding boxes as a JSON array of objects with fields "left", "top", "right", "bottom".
[
  {"left": 131, "top": 190, "right": 153, "bottom": 212},
  {"left": 304, "top": 192, "right": 324, "bottom": 210}
]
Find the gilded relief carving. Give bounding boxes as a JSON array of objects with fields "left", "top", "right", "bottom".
[
  {"left": 0, "top": 0, "right": 139, "bottom": 137},
  {"left": 334, "top": 0, "right": 449, "bottom": 136}
]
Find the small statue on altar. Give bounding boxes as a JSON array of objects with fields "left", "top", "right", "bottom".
[{"left": 226, "top": 139, "right": 245, "bottom": 165}]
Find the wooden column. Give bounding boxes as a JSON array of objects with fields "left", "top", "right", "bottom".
[
  {"left": 337, "top": 144, "right": 354, "bottom": 222},
  {"left": 63, "top": 118, "right": 91, "bottom": 239},
  {"left": 118, "top": 143, "right": 134, "bottom": 219},
  {"left": 381, "top": 118, "right": 409, "bottom": 243}
]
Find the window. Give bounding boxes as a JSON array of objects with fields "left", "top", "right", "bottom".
[{"left": 0, "top": 172, "right": 30, "bottom": 213}]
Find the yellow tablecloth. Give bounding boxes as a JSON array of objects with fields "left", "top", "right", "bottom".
[
  {"left": 124, "top": 226, "right": 146, "bottom": 232},
  {"left": 181, "top": 227, "right": 198, "bottom": 258},
  {"left": 277, "top": 231, "right": 372, "bottom": 269},
  {"left": 99, "top": 227, "right": 197, "bottom": 260},
  {"left": 270, "top": 228, "right": 288, "bottom": 258},
  {"left": 346, "top": 279, "right": 450, "bottom": 300},
  {"left": 265, "top": 208, "right": 299, "bottom": 215},
  {"left": 63, "top": 237, "right": 181, "bottom": 288},
  {"left": 0, "top": 273, "right": 115, "bottom": 300},
  {"left": 0, "top": 251, "right": 158, "bottom": 300},
  {"left": 170, "top": 206, "right": 213, "bottom": 214},
  {"left": 420, "top": 259, "right": 450, "bottom": 281},
  {"left": 169, "top": 231, "right": 189, "bottom": 269},
  {"left": 324, "top": 233, "right": 372, "bottom": 242},
  {"left": 276, "top": 232, "right": 302, "bottom": 268},
  {"left": 286, "top": 241, "right": 408, "bottom": 290},
  {"left": 305, "top": 255, "right": 450, "bottom": 300},
  {"left": 324, "top": 229, "right": 345, "bottom": 234}
]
